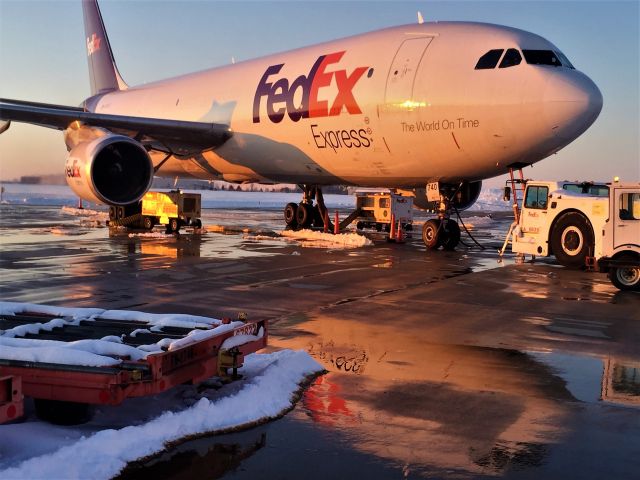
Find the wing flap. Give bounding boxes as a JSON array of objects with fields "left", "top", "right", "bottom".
[{"left": 0, "top": 98, "right": 232, "bottom": 153}]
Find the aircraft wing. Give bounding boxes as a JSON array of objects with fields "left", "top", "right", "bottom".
[{"left": 0, "top": 98, "right": 232, "bottom": 154}]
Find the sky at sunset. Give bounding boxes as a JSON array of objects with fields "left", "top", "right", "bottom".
[{"left": 0, "top": 0, "right": 638, "bottom": 187}]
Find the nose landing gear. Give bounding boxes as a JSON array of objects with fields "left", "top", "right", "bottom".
[
  {"left": 421, "top": 183, "right": 463, "bottom": 251},
  {"left": 283, "top": 185, "right": 332, "bottom": 230}
]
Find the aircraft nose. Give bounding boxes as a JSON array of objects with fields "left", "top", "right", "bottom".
[{"left": 543, "top": 70, "right": 603, "bottom": 139}]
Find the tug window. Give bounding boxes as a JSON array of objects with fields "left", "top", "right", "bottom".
[
  {"left": 522, "top": 50, "right": 563, "bottom": 67},
  {"left": 619, "top": 193, "right": 640, "bottom": 220},
  {"left": 524, "top": 186, "right": 549, "bottom": 209},
  {"left": 475, "top": 49, "right": 504, "bottom": 69},
  {"left": 563, "top": 183, "right": 609, "bottom": 196},
  {"left": 499, "top": 48, "right": 522, "bottom": 68}
]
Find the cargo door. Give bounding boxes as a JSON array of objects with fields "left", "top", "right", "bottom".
[
  {"left": 613, "top": 189, "right": 640, "bottom": 249},
  {"left": 380, "top": 37, "right": 433, "bottom": 158},
  {"left": 385, "top": 37, "right": 433, "bottom": 105}
]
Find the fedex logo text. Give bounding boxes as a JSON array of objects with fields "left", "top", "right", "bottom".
[{"left": 253, "top": 51, "right": 369, "bottom": 123}]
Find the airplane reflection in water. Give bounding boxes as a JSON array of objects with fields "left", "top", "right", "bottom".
[{"left": 273, "top": 314, "right": 639, "bottom": 476}]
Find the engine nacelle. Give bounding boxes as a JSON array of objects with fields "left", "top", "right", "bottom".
[
  {"left": 409, "top": 181, "right": 483, "bottom": 211},
  {"left": 65, "top": 135, "right": 153, "bottom": 206}
]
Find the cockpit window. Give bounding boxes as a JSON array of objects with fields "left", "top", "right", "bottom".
[
  {"left": 499, "top": 48, "right": 522, "bottom": 68},
  {"left": 555, "top": 50, "right": 575, "bottom": 69},
  {"left": 522, "top": 50, "right": 574, "bottom": 68},
  {"left": 475, "top": 49, "right": 504, "bottom": 70}
]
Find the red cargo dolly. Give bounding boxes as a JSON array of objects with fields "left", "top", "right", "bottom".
[
  {"left": 0, "top": 308, "right": 267, "bottom": 423},
  {"left": 0, "top": 375, "right": 24, "bottom": 423}
]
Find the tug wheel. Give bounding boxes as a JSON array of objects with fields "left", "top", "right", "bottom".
[
  {"left": 422, "top": 219, "right": 442, "bottom": 250},
  {"left": 609, "top": 255, "right": 640, "bottom": 291},
  {"left": 284, "top": 203, "right": 298, "bottom": 227},
  {"left": 169, "top": 218, "right": 179, "bottom": 233},
  {"left": 441, "top": 220, "right": 461, "bottom": 251},
  {"left": 550, "top": 212, "right": 593, "bottom": 268},
  {"left": 142, "top": 216, "right": 154, "bottom": 230}
]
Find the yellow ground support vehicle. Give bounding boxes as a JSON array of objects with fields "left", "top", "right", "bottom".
[
  {"left": 140, "top": 190, "right": 202, "bottom": 233},
  {"left": 354, "top": 191, "right": 413, "bottom": 232}
]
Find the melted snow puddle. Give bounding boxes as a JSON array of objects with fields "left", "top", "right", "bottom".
[
  {"left": 529, "top": 351, "right": 640, "bottom": 407},
  {"left": 0, "top": 350, "right": 323, "bottom": 479}
]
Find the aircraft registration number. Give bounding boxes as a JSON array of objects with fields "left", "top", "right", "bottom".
[{"left": 234, "top": 323, "right": 258, "bottom": 336}]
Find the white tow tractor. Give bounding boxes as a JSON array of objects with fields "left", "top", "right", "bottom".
[{"left": 501, "top": 178, "right": 640, "bottom": 291}]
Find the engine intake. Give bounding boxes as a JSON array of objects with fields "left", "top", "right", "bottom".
[{"left": 65, "top": 135, "right": 153, "bottom": 206}]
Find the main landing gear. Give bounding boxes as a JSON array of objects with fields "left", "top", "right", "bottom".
[
  {"left": 421, "top": 184, "right": 462, "bottom": 251},
  {"left": 284, "top": 185, "right": 332, "bottom": 230}
]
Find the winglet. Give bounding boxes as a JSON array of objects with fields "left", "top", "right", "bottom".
[
  {"left": 82, "top": 0, "right": 128, "bottom": 95},
  {"left": 417, "top": 11, "right": 424, "bottom": 24}
]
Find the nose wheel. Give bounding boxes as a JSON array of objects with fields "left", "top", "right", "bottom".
[
  {"left": 421, "top": 182, "right": 463, "bottom": 251},
  {"left": 422, "top": 218, "right": 460, "bottom": 250}
]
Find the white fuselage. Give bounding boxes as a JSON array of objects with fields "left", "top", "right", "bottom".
[{"left": 88, "top": 22, "right": 603, "bottom": 187}]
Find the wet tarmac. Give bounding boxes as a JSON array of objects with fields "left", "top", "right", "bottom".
[{"left": 1, "top": 204, "right": 639, "bottom": 479}]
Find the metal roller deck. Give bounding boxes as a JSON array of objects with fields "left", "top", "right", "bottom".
[{"left": 0, "top": 306, "right": 268, "bottom": 422}]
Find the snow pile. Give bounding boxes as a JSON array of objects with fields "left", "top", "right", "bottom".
[
  {"left": 128, "top": 232, "right": 173, "bottom": 238},
  {"left": 0, "top": 350, "right": 323, "bottom": 480},
  {"left": 468, "top": 188, "right": 510, "bottom": 211},
  {"left": 61, "top": 206, "right": 107, "bottom": 218},
  {"left": 458, "top": 215, "right": 495, "bottom": 229},
  {"left": 280, "top": 229, "right": 373, "bottom": 248}
]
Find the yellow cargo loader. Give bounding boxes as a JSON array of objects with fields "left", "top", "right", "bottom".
[
  {"left": 140, "top": 190, "right": 202, "bottom": 233},
  {"left": 107, "top": 190, "right": 202, "bottom": 233}
]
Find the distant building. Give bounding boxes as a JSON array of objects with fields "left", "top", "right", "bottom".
[{"left": 20, "top": 176, "right": 41, "bottom": 184}]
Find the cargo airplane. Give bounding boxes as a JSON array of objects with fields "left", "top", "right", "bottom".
[{"left": 0, "top": 0, "right": 603, "bottom": 249}]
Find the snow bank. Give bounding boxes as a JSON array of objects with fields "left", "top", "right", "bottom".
[
  {"left": 458, "top": 215, "right": 495, "bottom": 229},
  {"left": 0, "top": 302, "right": 104, "bottom": 320},
  {"left": 61, "top": 206, "right": 107, "bottom": 217},
  {"left": 280, "top": 229, "right": 373, "bottom": 248},
  {"left": 128, "top": 232, "right": 172, "bottom": 238},
  {"left": 0, "top": 344, "right": 121, "bottom": 367},
  {"left": 0, "top": 350, "right": 323, "bottom": 480}
]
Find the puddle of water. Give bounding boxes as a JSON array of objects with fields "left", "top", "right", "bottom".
[{"left": 528, "top": 351, "right": 640, "bottom": 407}]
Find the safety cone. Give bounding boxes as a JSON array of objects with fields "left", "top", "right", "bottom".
[
  {"left": 323, "top": 210, "right": 329, "bottom": 233},
  {"left": 78, "top": 198, "right": 84, "bottom": 210},
  {"left": 396, "top": 220, "right": 404, "bottom": 243},
  {"left": 334, "top": 211, "right": 340, "bottom": 235},
  {"left": 388, "top": 213, "right": 396, "bottom": 242}
]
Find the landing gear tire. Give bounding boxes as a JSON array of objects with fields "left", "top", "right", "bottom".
[
  {"left": 550, "top": 212, "right": 593, "bottom": 269},
  {"left": 167, "top": 218, "right": 179, "bottom": 234},
  {"left": 284, "top": 203, "right": 298, "bottom": 228},
  {"left": 422, "top": 219, "right": 442, "bottom": 250},
  {"left": 296, "top": 203, "right": 312, "bottom": 229},
  {"left": 441, "top": 220, "right": 461, "bottom": 251},
  {"left": 609, "top": 255, "right": 640, "bottom": 291},
  {"left": 142, "top": 216, "right": 154, "bottom": 230}
]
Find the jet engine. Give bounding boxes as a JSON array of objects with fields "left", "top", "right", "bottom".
[
  {"left": 65, "top": 134, "right": 153, "bottom": 206},
  {"left": 409, "top": 181, "right": 483, "bottom": 211}
]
